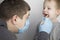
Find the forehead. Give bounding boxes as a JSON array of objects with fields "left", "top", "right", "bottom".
[{"left": 44, "top": 1, "right": 56, "bottom": 8}]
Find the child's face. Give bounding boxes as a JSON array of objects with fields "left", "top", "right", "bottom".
[{"left": 43, "top": 1, "right": 58, "bottom": 20}]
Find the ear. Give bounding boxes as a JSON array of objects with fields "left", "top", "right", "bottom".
[
  {"left": 56, "top": 9, "right": 60, "bottom": 16},
  {"left": 11, "top": 15, "right": 18, "bottom": 25}
]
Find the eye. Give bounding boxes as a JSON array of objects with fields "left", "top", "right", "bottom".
[
  {"left": 48, "top": 7, "right": 51, "bottom": 10},
  {"left": 43, "top": 7, "right": 45, "bottom": 9}
]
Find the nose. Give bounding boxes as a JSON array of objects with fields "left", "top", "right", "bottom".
[
  {"left": 26, "top": 13, "right": 30, "bottom": 19},
  {"left": 28, "top": 13, "right": 30, "bottom": 16},
  {"left": 43, "top": 7, "right": 49, "bottom": 17},
  {"left": 43, "top": 7, "right": 47, "bottom": 12}
]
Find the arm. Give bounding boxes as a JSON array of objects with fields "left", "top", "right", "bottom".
[
  {"left": 34, "top": 31, "right": 49, "bottom": 40},
  {"left": 34, "top": 17, "right": 53, "bottom": 40}
]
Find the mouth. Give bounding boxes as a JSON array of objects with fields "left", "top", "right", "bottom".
[{"left": 43, "top": 13, "right": 49, "bottom": 17}]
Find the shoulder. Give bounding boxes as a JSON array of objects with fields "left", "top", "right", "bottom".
[
  {"left": 0, "top": 27, "right": 17, "bottom": 40},
  {"left": 34, "top": 32, "right": 49, "bottom": 40},
  {"left": 50, "top": 22, "right": 60, "bottom": 40}
]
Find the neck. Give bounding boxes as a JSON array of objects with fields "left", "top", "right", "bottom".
[
  {"left": 6, "top": 20, "right": 18, "bottom": 33},
  {"left": 51, "top": 18, "right": 58, "bottom": 23}
]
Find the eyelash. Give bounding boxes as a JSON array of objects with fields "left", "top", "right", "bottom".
[
  {"left": 48, "top": 8, "right": 51, "bottom": 10},
  {"left": 43, "top": 7, "right": 51, "bottom": 10}
]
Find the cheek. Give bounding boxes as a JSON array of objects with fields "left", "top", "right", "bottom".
[
  {"left": 49, "top": 10, "right": 54, "bottom": 14},
  {"left": 48, "top": 10, "right": 56, "bottom": 18},
  {"left": 23, "top": 14, "right": 28, "bottom": 20},
  {"left": 16, "top": 20, "right": 23, "bottom": 28},
  {"left": 18, "top": 20, "right": 26, "bottom": 28}
]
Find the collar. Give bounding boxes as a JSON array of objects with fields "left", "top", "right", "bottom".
[{"left": 0, "top": 19, "right": 7, "bottom": 29}]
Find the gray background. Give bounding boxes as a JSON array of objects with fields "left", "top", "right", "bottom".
[{"left": 0, "top": 0, "right": 44, "bottom": 40}]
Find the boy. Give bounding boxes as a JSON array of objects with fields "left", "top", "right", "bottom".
[
  {"left": 0, "top": 0, "right": 30, "bottom": 40},
  {"left": 34, "top": 0, "right": 60, "bottom": 40}
]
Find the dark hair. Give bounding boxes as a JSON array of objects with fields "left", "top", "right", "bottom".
[{"left": 0, "top": 0, "right": 30, "bottom": 20}]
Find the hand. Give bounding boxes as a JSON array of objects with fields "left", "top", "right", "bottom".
[{"left": 39, "top": 17, "right": 53, "bottom": 34}]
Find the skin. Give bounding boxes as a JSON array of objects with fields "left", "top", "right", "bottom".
[
  {"left": 43, "top": 1, "right": 60, "bottom": 22},
  {"left": 6, "top": 11, "right": 30, "bottom": 32}
]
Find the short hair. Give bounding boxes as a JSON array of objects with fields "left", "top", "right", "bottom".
[
  {"left": 44, "top": 0, "right": 60, "bottom": 9},
  {"left": 55, "top": 0, "right": 60, "bottom": 9},
  {"left": 0, "top": 0, "right": 31, "bottom": 20}
]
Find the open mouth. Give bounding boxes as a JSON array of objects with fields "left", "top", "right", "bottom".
[{"left": 43, "top": 13, "right": 49, "bottom": 17}]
